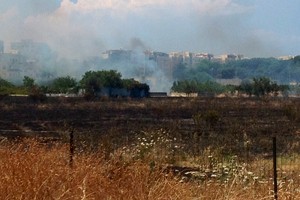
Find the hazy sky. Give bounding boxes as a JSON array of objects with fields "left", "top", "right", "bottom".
[{"left": 0, "top": 0, "right": 299, "bottom": 58}]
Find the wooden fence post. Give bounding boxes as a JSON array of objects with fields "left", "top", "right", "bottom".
[
  {"left": 69, "top": 129, "right": 74, "bottom": 168},
  {"left": 273, "top": 137, "right": 278, "bottom": 200}
]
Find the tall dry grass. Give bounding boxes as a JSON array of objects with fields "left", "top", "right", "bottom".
[
  {"left": 0, "top": 139, "right": 299, "bottom": 200},
  {"left": 0, "top": 139, "right": 195, "bottom": 200}
]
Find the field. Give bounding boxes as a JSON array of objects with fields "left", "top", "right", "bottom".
[{"left": 1, "top": 96, "right": 300, "bottom": 199}]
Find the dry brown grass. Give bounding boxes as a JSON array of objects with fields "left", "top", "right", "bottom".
[
  {"left": 0, "top": 139, "right": 299, "bottom": 200},
  {"left": 0, "top": 139, "right": 195, "bottom": 200},
  {"left": 2, "top": 97, "right": 300, "bottom": 199}
]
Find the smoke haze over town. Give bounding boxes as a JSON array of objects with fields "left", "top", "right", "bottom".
[
  {"left": 1, "top": 0, "right": 300, "bottom": 58},
  {"left": 0, "top": 0, "right": 300, "bottom": 92}
]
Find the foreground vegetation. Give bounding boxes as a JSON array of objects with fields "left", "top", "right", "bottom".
[
  {"left": 1, "top": 97, "right": 300, "bottom": 199},
  {"left": 0, "top": 70, "right": 149, "bottom": 98},
  {"left": 0, "top": 138, "right": 299, "bottom": 200},
  {"left": 171, "top": 77, "right": 290, "bottom": 97},
  {"left": 173, "top": 56, "right": 300, "bottom": 83}
]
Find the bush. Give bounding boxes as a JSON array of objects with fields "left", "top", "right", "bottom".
[
  {"left": 237, "top": 77, "right": 288, "bottom": 97},
  {"left": 28, "top": 86, "right": 47, "bottom": 103}
]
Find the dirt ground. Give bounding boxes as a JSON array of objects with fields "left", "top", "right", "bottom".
[{"left": 1, "top": 96, "right": 299, "bottom": 153}]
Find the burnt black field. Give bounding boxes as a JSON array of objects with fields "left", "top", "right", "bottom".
[{"left": 1, "top": 96, "right": 300, "bottom": 156}]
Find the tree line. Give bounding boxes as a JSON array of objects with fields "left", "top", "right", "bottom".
[
  {"left": 0, "top": 70, "right": 149, "bottom": 100},
  {"left": 173, "top": 56, "right": 300, "bottom": 84},
  {"left": 171, "top": 77, "right": 289, "bottom": 97}
]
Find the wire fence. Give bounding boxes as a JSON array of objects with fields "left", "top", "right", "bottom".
[
  {"left": 65, "top": 126, "right": 300, "bottom": 186},
  {"left": 2, "top": 97, "right": 300, "bottom": 198}
]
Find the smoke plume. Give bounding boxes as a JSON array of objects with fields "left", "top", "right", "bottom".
[{"left": 0, "top": 0, "right": 298, "bottom": 91}]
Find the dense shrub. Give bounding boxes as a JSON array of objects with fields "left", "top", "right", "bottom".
[{"left": 28, "top": 86, "right": 47, "bottom": 103}]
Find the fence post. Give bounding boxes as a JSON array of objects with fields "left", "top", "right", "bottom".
[
  {"left": 69, "top": 129, "right": 74, "bottom": 168},
  {"left": 273, "top": 137, "right": 278, "bottom": 200}
]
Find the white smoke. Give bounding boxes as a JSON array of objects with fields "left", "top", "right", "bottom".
[
  {"left": 0, "top": 0, "right": 299, "bottom": 90},
  {"left": 0, "top": 0, "right": 255, "bottom": 58}
]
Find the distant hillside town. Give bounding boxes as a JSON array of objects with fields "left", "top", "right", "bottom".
[
  {"left": 0, "top": 39, "right": 299, "bottom": 92},
  {"left": 0, "top": 40, "right": 56, "bottom": 83}
]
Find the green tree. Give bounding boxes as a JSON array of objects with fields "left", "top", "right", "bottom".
[
  {"left": 0, "top": 77, "right": 14, "bottom": 88},
  {"left": 80, "top": 71, "right": 101, "bottom": 95},
  {"left": 122, "top": 78, "right": 140, "bottom": 89},
  {"left": 197, "top": 81, "right": 226, "bottom": 96},
  {"left": 252, "top": 77, "right": 273, "bottom": 97},
  {"left": 237, "top": 77, "right": 288, "bottom": 97},
  {"left": 238, "top": 79, "right": 253, "bottom": 96},
  {"left": 171, "top": 80, "right": 197, "bottom": 95},
  {"left": 51, "top": 76, "right": 77, "bottom": 93},
  {"left": 23, "top": 76, "right": 35, "bottom": 88},
  {"left": 221, "top": 68, "right": 235, "bottom": 79},
  {"left": 80, "top": 70, "right": 123, "bottom": 96},
  {"left": 101, "top": 70, "right": 123, "bottom": 88},
  {"left": 0, "top": 77, "right": 15, "bottom": 95},
  {"left": 293, "top": 55, "right": 300, "bottom": 64},
  {"left": 171, "top": 80, "right": 227, "bottom": 96}
]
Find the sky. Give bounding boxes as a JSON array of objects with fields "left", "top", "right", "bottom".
[{"left": 0, "top": 0, "right": 299, "bottom": 58}]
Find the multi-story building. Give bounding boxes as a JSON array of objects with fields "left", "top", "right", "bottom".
[
  {"left": 213, "top": 54, "right": 244, "bottom": 63},
  {"left": 155, "top": 52, "right": 173, "bottom": 80},
  {"left": 278, "top": 55, "right": 294, "bottom": 61},
  {"left": 10, "top": 40, "right": 53, "bottom": 63},
  {"left": 192, "top": 53, "right": 214, "bottom": 65},
  {"left": 102, "top": 49, "right": 132, "bottom": 61},
  {"left": 0, "top": 53, "right": 26, "bottom": 80},
  {"left": 169, "top": 51, "right": 193, "bottom": 67},
  {"left": 0, "top": 40, "right": 54, "bottom": 82},
  {"left": 169, "top": 51, "right": 215, "bottom": 67}
]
